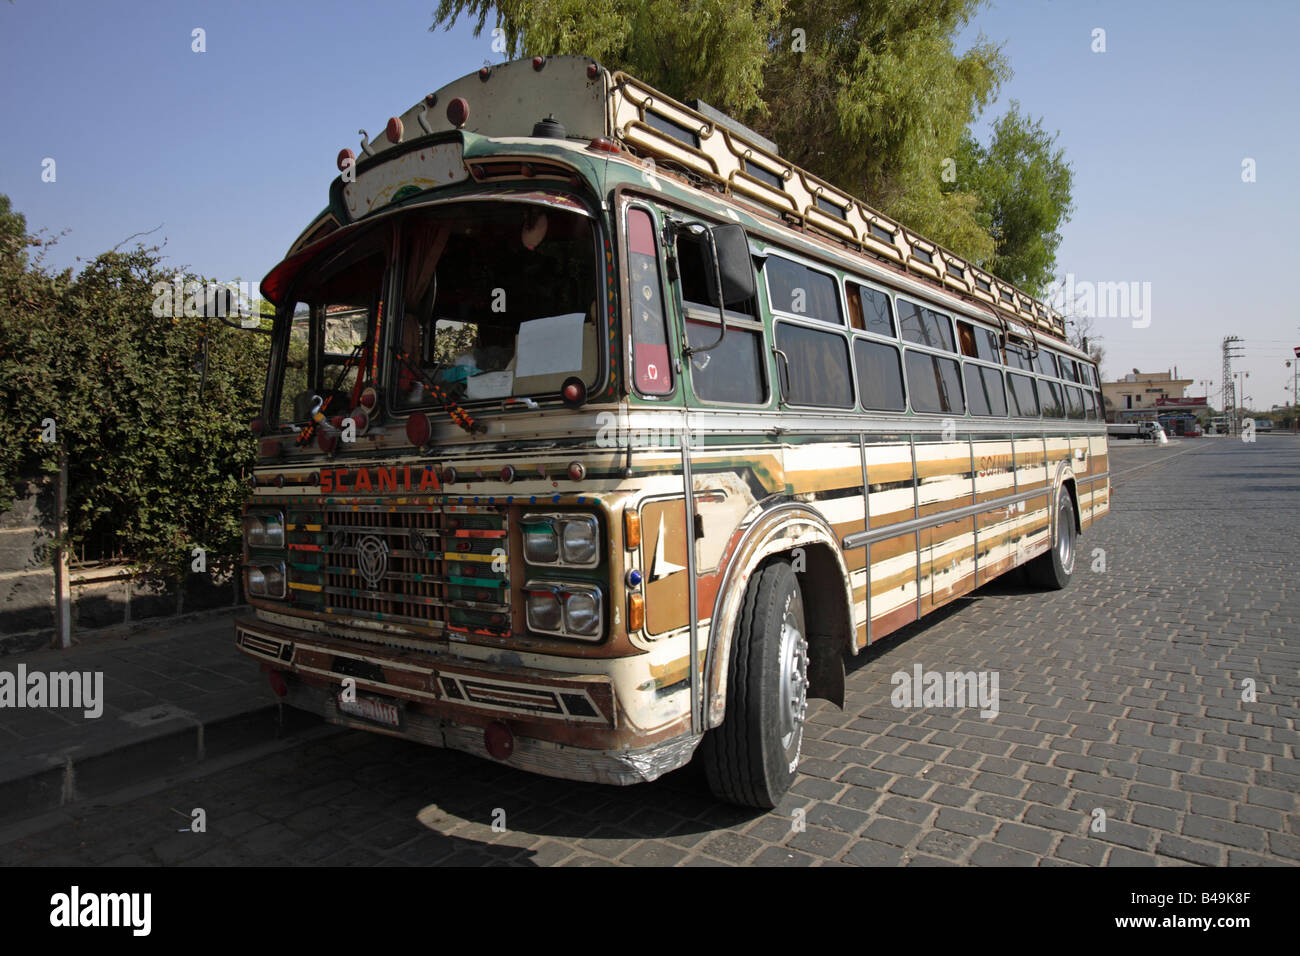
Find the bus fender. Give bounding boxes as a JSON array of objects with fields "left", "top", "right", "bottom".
[{"left": 703, "top": 504, "right": 852, "bottom": 727}]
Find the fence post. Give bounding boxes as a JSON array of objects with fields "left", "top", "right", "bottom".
[{"left": 53, "top": 449, "right": 72, "bottom": 649}]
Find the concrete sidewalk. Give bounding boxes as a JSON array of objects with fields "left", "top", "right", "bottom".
[{"left": 0, "top": 610, "right": 322, "bottom": 827}]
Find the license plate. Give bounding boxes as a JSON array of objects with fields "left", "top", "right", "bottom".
[{"left": 337, "top": 691, "right": 403, "bottom": 729}]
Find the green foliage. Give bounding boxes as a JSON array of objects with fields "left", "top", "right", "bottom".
[
  {"left": 0, "top": 195, "right": 266, "bottom": 579},
  {"left": 950, "top": 102, "right": 1074, "bottom": 295},
  {"left": 433, "top": 0, "right": 780, "bottom": 114},
  {"left": 430, "top": 0, "right": 1050, "bottom": 269}
]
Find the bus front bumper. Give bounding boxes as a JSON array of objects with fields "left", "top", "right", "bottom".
[{"left": 234, "top": 615, "right": 699, "bottom": 787}]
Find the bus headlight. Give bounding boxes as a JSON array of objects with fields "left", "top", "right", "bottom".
[
  {"left": 245, "top": 562, "right": 286, "bottom": 599},
  {"left": 520, "top": 514, "right": 600, "bottom": 568},
  {"left": 525, "top": 581, "right": 603, "bottom": 641},
  {"left": 244, "top": 512, "right": 285, "bottom": 549}
]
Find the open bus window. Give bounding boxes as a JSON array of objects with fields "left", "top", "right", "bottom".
[
  {"left": 392, "top": 202, "right": 600, "bottom": 406},
  {"left": 271, "top": 249, "right": 383, "bottom": 426},
  {"left": 846, "top": 282, "right": 895, "bottom": 337}
]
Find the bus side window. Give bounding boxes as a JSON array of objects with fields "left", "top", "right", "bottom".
[
  {"left": 626, "top": 208, "right": 673, "bottom": 396},
  {"left": 277, "top": 302, "right": 312, "bottom": 424},
  {"left": 676, "top": 227, "right": 767, "bottom": 405}
]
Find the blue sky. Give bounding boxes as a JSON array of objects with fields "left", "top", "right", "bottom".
[{"left": 3, "top": 0, "right": 1297, "bottom": 407}]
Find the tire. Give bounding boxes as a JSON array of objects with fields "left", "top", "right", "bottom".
[
  {"left": 701, "top": 559, "right": 809, "bottom": 808},
  {"left": 1025, "top": 485, "right": 1077, "bottom": 590}
]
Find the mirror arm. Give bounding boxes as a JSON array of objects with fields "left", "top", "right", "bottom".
[{"left": 682, "top": 228, "right": 728, "bottom": 357}]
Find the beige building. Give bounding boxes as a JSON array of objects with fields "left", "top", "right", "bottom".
[{"left": 1101, "top": 369, "right": 1192, "bottom": 420}]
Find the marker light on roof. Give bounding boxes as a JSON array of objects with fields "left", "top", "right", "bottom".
[
  {"left": 385, "top": 116, "right": 403, "bottom": 144},
  {"left": 446, "top": 97, "right": 470, "bottom": 128},
  {"left": 337, "top": 148, "right": 354, "bottom": 172},
  {"left": 587, "top": 137, "right": 620, "bottom": 155}
]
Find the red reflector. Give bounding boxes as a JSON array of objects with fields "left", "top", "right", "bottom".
[
  {"left": 478, "top": 67, "right": 491, "bottom": 81},
  {"left": 587, "top": 137, "right": 620, "bottom": 155},
  {"left": 405, "top": 413, "right": 431, "bottom": 447},
  {"left": 349, "top": 412, "right": 369, "bottom": 432},
  {"left": 485, "top": 721, "right": 514, "bottom": 760},
  {"left": 586, "top": 63, "right": 599, "bottom": 80},
  {"left": 359, "top": 390, "right": 376, "bottom": 410},
  {"left": 568, "top": 461, "right": 586, "bottom": 481},
  {"left": 336, "top": 148, "right": 355, "bottom": 172},
  {"left": 446, "top": 97, "right": 470, "bottom": 128},
  {"left": 499, "top": 465, "right": 514, "bottom": 483},
  {"left": 317, "top": 430, "right": 337, "bottom": 453},
  {"left": 268, "top": 671, "right": 288, "bottom": 697},
  {"left": 532, "top": 56, "right": 545, "bottom": 71},
  {"left": 385, "top": 116, "right": 403, "bottom": 143}
]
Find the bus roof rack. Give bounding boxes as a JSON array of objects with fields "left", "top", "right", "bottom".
[{"left": 605, "top": 70, "right": 1067, "bottom": 339}]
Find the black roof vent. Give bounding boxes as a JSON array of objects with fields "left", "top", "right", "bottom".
[{"left": 532, "top": 114, "right": 567, "bottom": 139}]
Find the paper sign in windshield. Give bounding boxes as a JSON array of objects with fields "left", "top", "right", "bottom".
[{"left": 515, "top": 313, "right": 585, "bottom": 378}]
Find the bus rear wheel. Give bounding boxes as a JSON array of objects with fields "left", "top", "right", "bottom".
[
  {"left": 701, "top": 559, "right": 808, "bottom": 809},
  {"left": 1026, "top": 487, "right": 1077, "bottom": 590}
]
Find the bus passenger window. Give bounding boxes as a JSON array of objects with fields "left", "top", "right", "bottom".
[
  {"left": 685, "top": 320, "right": 766, "bottom": 404},
  {"left": 775, "top": 322, "right": 853, "bottom": 408},
  {"left": 898, "top": 298, "right": 956, "bottom": 352},
  {"left": 964, "top": 364, "right": 1007, "bottom": 417},
  {"left": 626, "top": 208, "right": 673, "bottom": 395},
  {"left": 1007, "top": 372, "right": 1040, "bottom": 417},
  {"left": 765, "top": 255, "right": 842, "bottom": 324},
  {"left": 1040, "top": 380, "right": 1065, "bottom": 418},
  {"left": 854, "top": 339, "right": 906, "bottom": 411},
  {"left": 849, "top": 283, "right": 895, "bottom": 336},
  {"left": 905, "top": 350, "right": 965, "bottom": 414},
  {"left": 1065, "top": 385, "right": 1086, "bottom": 419}
]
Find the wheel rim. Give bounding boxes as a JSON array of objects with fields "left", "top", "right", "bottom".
[
  {"left": 1057, "top": 498, "right": 1075, "bottom": 573},
  {"left": 778, "top": 615, "right": 809, "bottom": 754}
]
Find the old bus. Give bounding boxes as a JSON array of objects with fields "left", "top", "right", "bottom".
[{"left": 237, "top": 56, "right": 1109, "bottom": 807}]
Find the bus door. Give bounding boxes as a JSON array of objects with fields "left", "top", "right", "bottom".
[{"left": 661, "top": 214, "right": 762, "bottom": 733}]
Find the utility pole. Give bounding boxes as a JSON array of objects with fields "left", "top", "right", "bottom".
[{"left": 1222, "top": 336, "right": 1244, "bottom": 434}]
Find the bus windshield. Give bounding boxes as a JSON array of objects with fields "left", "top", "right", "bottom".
[{"left": 268, "top": 199, "right": 602, "bottom": 427}]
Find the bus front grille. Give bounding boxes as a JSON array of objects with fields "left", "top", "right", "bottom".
[{"left": 284, "top": 502, "right": 511, "bottom": 636}]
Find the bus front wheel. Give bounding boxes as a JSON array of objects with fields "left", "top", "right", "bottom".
[{"left": 701, "top": 558, "right": 808, "bottom": 809}]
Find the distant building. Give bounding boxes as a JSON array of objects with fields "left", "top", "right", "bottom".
[{"left": 1101, "top": 369, "right": 1195, "bottom": 422}]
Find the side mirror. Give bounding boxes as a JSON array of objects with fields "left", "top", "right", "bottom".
[{"left": 703, "top": 223, "right": 755, "bottom": 307}]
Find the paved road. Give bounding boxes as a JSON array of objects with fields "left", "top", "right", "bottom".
[{"left": 3, "top": 436, "right": 1297, "bottom": 866}]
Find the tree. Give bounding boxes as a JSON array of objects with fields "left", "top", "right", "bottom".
[
  {"left": 0, "top": 193, "right": 266, "bottom": 578},
  {"left": 430, "top": 0, "right": 1022, "bottom": 265},
  {"left": 951, "top": 102, "right": 1073, "bottom": 295}
]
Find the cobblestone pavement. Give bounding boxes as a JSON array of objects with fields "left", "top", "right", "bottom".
[{"left": 2, "top": 436, "right": 1296, "bottom": 867}]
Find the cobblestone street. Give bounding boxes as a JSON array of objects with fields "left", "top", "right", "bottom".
[{"left": 3, "top": 437, "right": 1296, "bottom": 867}]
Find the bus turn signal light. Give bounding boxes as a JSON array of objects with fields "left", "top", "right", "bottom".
[
  {"left": 624, "top": 511, "right": 641, "bottom": 549},
  {"left": 628, "top": 593, "right": 645, "bottom": 632}
]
